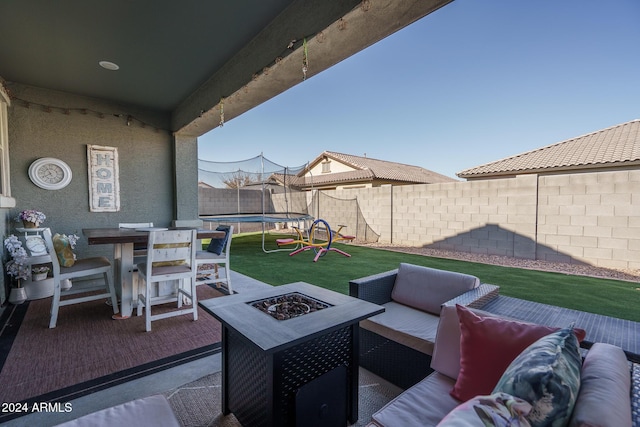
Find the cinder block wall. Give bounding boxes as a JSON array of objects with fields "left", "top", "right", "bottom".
[
  {"left": 390, "top": 175, "right": 538, "bottom": 259},
  {"left": 318, "top": 170, "right": 639, "bottom": 270},
  {"left": 342, "top": 186, "right": 392, "bottom": 241},
  {"left": 537, "top": 170, "right": 640, "bottom": 270},
  {"left": 197, "top": 170, "right": 639, "bottom": 270},
  {"left": 199, "top": 188, "right": 264, "bottom": 215}
]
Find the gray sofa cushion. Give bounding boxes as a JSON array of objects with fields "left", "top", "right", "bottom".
[
  {"left": 391, "top": 263, "right": 480, "bottom": 315},
  {"left": 431, "top": 304, "right": 503, "bottom": 380},
  {"left": 361, "top": 301, "right": 440, "bottom": 355},
  {"left": 56, "top": 395, "right": 180, "bottom": 427},
  {"left": 372, "top": 371, "right": 459, "bottom": 427},
  {"left": 569, "top": 343, "right": 632, "bottom": 427},
  {"left": 430, "top": 304, "right": 463, "bottom": 380}
]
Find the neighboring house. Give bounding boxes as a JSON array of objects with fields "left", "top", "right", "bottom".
[
  {"left": 295, "top": 151, "right": 456, "bottom": 190},
  {"left": 197, "top": 181, "right": 215, "bottom": 189},
  {"left": 457, "top": 119, "right": 640, "bottom": 180}
]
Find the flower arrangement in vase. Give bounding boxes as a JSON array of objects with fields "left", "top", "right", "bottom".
[
  {"left": 4, "top": 235, "right": 30, "bottom": 282},
  {"left": 31, "top": 265, "right": 51, "bottom": 281},
  {"left": 16, "top": 209, "right": 46, "bottom": 228},
  {"left": 66, "top": 233, "right": 79, "bottom": 249},
  {"left": 4, "top": 235, "right": 30, "bottom": 304}
]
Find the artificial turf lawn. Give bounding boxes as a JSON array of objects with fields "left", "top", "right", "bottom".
[{"left": 223, "top": 233, "right": 640, "bottom": 322}]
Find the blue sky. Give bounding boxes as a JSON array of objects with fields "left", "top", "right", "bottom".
[{"left": 198, "top": 0, "right": 640, "bottom": 179}]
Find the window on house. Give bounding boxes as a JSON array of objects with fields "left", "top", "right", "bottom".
[{"left": 321, "top": 160, "right": 331, "bottom": 173}]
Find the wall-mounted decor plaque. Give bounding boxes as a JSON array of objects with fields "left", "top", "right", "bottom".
[{"left": 87, "top": 145, "right": 120, "bottom": 212}]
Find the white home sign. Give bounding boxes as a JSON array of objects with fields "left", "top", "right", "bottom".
[{"left": 87, "top": 144, "right": 120, "bottom": 212}]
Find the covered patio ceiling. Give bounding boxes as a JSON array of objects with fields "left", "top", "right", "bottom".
[{"left": 0, "top": 0, "right": 453, "bottom": 137}]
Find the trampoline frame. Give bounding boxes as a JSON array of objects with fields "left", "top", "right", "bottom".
[{"left": 201, "top": 213, "right": 314, "bottom": 253}]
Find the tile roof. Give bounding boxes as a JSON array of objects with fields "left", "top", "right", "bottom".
[
  {"left": 269, "top": 173, "right": 307, "bottom": 187},
  {"left": 457, "top": 119, "right": 640, "bottom": 178},
  {"left": 306, "top": 151, "right": 456, "bottom": 185}
]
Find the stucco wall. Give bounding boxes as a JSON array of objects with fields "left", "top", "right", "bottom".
[
  {"left": 320, "top": 171, "right": 640, "bottom": 270},
  {"left": 5, "top": 83, "right": 183, "bottom": 263}
]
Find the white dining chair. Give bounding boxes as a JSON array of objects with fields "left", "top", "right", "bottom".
[
  {"left": 115, "top": 222, "right": 154, "bottom": 305},
  {"left": 43, "top": 228, "right": 119, "bottom": 328},
  {"left": 119, "top": 222, "right": 154, "bottom": 259},
  {"left": 195, "top": 225, "right": 233, "bottom": 294},
  {"left": 136, "top": 229, "right": 198, "bottom": 332},
  {"left": 172, "top": 219, "right": 205, "bottom": 250},
  {"left": 172, "top": 219, "right": 203, "bottom": 228}
]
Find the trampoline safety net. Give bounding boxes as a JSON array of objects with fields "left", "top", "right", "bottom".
[
  {"left": 198, "top": 154, "right": 379, "bottom": 243},
  {"left": 198, "top": 154, "right": 311, "bottom": 234},
  {"left": 309, "top": 191, "right": 379, "bottom": 244}
]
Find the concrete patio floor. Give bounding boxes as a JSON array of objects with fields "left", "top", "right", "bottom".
[{"left": 5, "top": 271, "right": 272, "bottom": 427}]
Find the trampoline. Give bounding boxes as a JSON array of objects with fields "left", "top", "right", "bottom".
[
  {"left": 201, "top": 214, "right": 314, "bottom": 253},
  {"left": 198, "top": 154, "right": 314, "bottom": 252},
  {"left": 201, "top": 213, "right": 313, "bottom": 224},
  {"left": 198, "top": 153, "right": 380, "bottom": 252}
]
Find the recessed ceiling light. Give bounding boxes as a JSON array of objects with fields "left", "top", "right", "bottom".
[{"left": 99, "top": 61, "right": 120, "bottom": 71}]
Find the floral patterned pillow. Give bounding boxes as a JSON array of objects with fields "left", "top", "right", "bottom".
[
  {"left": 437, "top": 392, "right": 532, "bottom": 426},
  {"left": 53, "top": 233, "right": 76, "bottom": 267},
  {"left": 493, "top": 328, "right": 582, "bottom": 427}
]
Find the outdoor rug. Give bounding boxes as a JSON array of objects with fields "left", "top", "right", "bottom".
[
  {"left": 0, "top": 284, "right": 223, "bottom": 421},
  {"left": 164, "top": 367, "right": 403, "bottom": 427}
]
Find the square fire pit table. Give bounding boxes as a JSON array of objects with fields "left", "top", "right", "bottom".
[{"left": 200, "top": 281, "right": 384, "bottom": 427}]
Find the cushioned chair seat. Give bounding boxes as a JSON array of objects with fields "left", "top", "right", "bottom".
[
  {"left": 195, "top": 250, "right": 226, "bottom": 261},
  {"left": 372, "top": 371, "right": 459, "bottom": 427},
  {"left": 59, "top": 256, "right": 111, "bottom": 276},
  {"left": 361, "top": 301, "right": 440, "bottom": 356},
  {"left": 138, "top": 263, "right": 192, "bottom": 276}
]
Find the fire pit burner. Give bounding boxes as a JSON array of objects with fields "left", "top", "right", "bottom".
[{"left": 249, "top": 292, "right": 333, "bottom": 320}]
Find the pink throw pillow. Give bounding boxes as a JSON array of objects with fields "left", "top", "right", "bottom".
[{"left": 450, "top": 305, "right": 586, "bottom": 402}]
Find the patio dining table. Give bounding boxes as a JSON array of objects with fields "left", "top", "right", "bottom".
[{"left": 83, "top": 227, "right": 225, "bottom": 318}]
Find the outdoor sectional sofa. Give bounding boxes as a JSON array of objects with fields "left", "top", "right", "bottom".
[
  {"left": 56, "top": 394, "right": 180, "bottom": 427},
  {"left": 349, "top": 263, "right": 500, "bottom": 389},
  {"left": 367, "top": 304, "right": 639, "bottom": 426}
]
